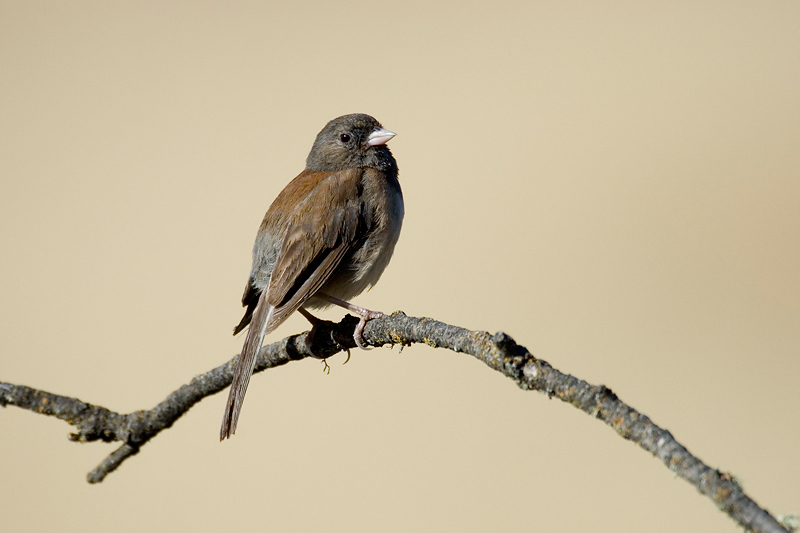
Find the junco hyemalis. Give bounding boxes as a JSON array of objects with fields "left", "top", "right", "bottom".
[{"left": 220, "top": 113, "right": 403, "bottom": 440}]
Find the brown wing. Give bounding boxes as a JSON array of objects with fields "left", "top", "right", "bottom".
[
  {"left": 264, "top": 166, "right": 365, "bottom": 330},
  {"left": 220, "top": 167, "right": 366, "bottom": 439},
  {"left": 232, "top": 168, "right": 349, "bottom": 337}
]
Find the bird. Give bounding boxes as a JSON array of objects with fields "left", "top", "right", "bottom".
[{"left": 220, "top": 113, "right": 403, "bottom": 440}]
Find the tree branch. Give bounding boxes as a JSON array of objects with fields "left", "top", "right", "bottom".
[{"left": 0, "top": 312, "right": 791, "bottom": 533}]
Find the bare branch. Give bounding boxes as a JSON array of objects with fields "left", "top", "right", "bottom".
[{"left": 0, "top": 312, "right": 790, "bottom": 533}]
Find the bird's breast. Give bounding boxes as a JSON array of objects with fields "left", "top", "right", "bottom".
[{"left": 312, "top": 167, "right": 404, "bottom": 305}]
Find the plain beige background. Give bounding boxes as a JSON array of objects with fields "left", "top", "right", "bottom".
[{"left": 1, "top": 1, "right": 798, "bottom": 532}]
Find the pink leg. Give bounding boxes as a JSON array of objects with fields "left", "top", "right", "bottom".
[{"left": 318, "top": 294, "right": 385, "bottom": 349}]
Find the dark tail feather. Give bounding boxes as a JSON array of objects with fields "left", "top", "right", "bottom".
[
  {"left": 233, "top": 307, "right": 254, "bottom": 336},
  {"left": 220, "top": 295, "right": 273, "bottom": 440},
  {"left": 234, "top": 281, "right": 261, "bottom": 335}
]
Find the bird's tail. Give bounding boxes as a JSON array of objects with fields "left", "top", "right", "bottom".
[{"left": 220, "top": 298, "right": 274, "bottom": 440}]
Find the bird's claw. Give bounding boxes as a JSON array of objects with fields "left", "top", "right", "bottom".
[{"left": 353, "top": 310, "right": 386, "bottom": 350}]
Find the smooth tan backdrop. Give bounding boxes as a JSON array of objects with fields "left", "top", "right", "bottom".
[{"left": 2, "top": 1, "right": 798, "bottom": 532}]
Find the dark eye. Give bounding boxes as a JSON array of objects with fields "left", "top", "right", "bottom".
[{"left": 339, "top": 133, "right": 351, "bottom": 143}]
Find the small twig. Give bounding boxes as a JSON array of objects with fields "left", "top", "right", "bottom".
[{"left": 0, "top": 312, "right": 790, "bottom": 533}]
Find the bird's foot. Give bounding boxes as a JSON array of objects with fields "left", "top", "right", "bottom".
[
  {"left": 317, "top": 294, "right": 386, "bottom": 350},
  {"left": 353, "top": 309, "right": 386, "bottom": 349}
]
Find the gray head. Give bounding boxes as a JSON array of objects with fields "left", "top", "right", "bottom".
[{"left": 306, "top": 114, "right": 397, "bottom": 173}]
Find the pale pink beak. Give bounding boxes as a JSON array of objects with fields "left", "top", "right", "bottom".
[{"left": 367, "top": 127, "right": 396, "bottom": 146}]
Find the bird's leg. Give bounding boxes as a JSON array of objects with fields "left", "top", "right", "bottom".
[
  {"left": 298, "top": 307, "right": 322, "bottom": 326},
  {"left": 297, "top": 307, "right": 325, "bottom": 360},
  {"left": 318, "top": 294, "right": 386, "bottom": 349}
]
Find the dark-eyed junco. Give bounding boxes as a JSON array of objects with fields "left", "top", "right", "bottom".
[{"left": 220, "top": 113, "right": 403, "bottom": 440}]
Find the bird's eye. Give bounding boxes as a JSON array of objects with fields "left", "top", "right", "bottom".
[{"left": 339, "top": 133, "right": 351, "bottom": 143}]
